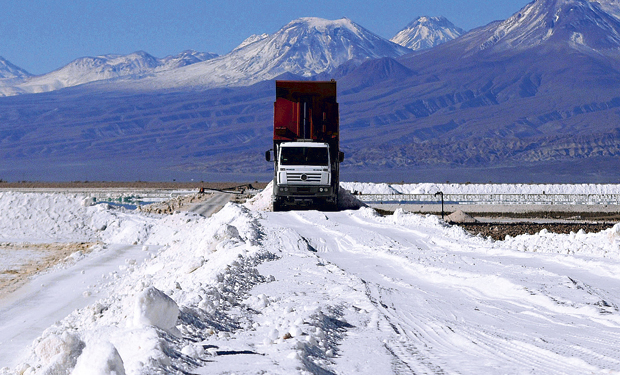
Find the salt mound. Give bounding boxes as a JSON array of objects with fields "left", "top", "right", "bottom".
[
  {"left": 244, "top": 181, "right": 274, "bottom": 211},
  {"left": 446, "top": 210, "right": 478, "bottom": 223},
  {"left": 73, "top": 341, "right": 126, "bottom": 375},
  {"left": 34, "top": 332, "right": 84, "bottom": 372},
  {"left": 133, "top": 287, "right": 179, "bottom": 331}
]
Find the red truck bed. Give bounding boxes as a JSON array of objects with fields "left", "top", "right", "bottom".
[{"left": 274, "top": 80, "right": 339, "bottom": 142}]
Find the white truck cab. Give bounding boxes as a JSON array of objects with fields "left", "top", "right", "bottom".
[
  {"left": 277, "top": 141, "right": 331, "bottom": 186},
  {"left": 270, "top": 141, "right": 336, "bottom": 210}
]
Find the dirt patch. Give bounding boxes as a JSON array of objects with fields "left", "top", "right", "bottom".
[
  {"left": 138, "top": 192, "right": 215, "bottom": 214},
  {"left": 457, "top": 223, "right": 616, "bottom": 241},
  {"left": 230, "top": 193, "right": 259, "bottom": 204},
  {"left": 0, "top": 242, "right": 96, "bottom": 298}
]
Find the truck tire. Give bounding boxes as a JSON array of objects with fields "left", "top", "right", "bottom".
[{"left": 318, "top": 199, "right": 338, "bottom": 212}]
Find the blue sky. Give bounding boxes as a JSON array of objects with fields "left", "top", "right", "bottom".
[{"left": 1, "top": 0, "right": 531, "bottom": 75}]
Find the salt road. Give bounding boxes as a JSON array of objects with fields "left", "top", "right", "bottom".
[
  {"left": 0, "top": 188, "right": 619, "bottom": 374},
  {"left": 0, "top": 244, "right": 158, "bottom": 366}
]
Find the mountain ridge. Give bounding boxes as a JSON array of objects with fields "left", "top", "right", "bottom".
[
  {"left": 0, "top": 16, "right": 422, "bottom": 96},
  {"left": 0, "top": 50, "right": 219, "bottom": 96},
  {"left": 123, "top": 17, "right": 413, "bottom": 91}
]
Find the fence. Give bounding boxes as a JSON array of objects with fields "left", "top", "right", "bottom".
[{"left": 356, "top": 194, "right": 620, "bottom": 206}]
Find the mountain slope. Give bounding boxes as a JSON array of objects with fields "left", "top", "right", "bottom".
[
  {"left": 390, "top": 16, "right": 464, "bottom": 50},
  {"left": 0, "top": 57, "right": 31, "bottom": 80},
  {"left": 336, "top": 0, "right": 620, "bottom": 175}
]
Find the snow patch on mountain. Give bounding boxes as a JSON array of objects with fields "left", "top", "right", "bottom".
[
  {"left": 390, "top": 16, "right": 464, "bottom": 50},
  {"left": 233, "top": 34, "right": 270, "bottom": 51}
]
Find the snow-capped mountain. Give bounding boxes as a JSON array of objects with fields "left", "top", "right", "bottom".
[
  {"left": 0, "top": 50, "right": 218, "bottom": 96},
  {"left": 473, "top": 0, "right": 620, "bottom": 54},
  {"left": 37, "top": 51, "right": 161, "bottom": 89},
  {"left": 0, "top": 17, "right": 412, "bottom": 96},
  {"left": 0, "top": 57, "right": 31, "bottom": 80},
  {"left": 390, "top": 16, "right": 464, "bottom": 50},
  {"left": 237, "top": 17, "right": 412, "bottom": 76},
  {"left": 131, "top": 17, "right": 413, "bottom": 90}
]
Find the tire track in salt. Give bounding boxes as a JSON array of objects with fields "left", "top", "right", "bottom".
[{"left": 274, "top": 210, "right": 620, "bottom": 374}]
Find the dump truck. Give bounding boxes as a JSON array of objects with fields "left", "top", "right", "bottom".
[{"left": 265, "top": 80, "right": 344, "bottom": 211}]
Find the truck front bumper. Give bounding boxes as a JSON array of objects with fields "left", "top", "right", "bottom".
[{"left": 273, "top": 185, "right": 336, "bottom": 206}]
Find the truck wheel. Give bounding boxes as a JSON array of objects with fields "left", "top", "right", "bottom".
[
  {"left": 273, "top": 201, "right": 283, "bottom": 212},
  {"left": 319, "top": 199, "right": 338, "bottom": 212}
]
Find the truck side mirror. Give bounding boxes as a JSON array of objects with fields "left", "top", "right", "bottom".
[
  {"left": 265, "top": 150, "right": 271, "bottom": 162},
  {"left": 338, "top": 151, "right": 344, "bottom": 163}
]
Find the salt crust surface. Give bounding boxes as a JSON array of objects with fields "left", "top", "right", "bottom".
[{"left": 0, "top": 185, "right": 619, "bottom": 374}]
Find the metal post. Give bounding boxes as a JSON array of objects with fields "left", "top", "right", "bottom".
[
  {"left": 435, "top": 191, "right": 444, "bottom": 220},
  {"left": 303, "top": 102, "right": 307, "bottom": 139}
]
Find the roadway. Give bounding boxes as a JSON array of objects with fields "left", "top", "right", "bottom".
[{"left": 183, "top": 191, "right": 233, "bottom": 217}]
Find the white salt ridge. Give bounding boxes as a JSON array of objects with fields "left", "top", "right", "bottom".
[{"left": 0, "top": 192, "right": 156, "bottom": 243}]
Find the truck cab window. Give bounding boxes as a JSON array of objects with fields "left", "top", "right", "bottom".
[{"left": 280, "top": 147, "right": 329, "bottom": 166}]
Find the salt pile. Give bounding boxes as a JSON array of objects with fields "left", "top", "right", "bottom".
[{"left": 446, "top": 210, "right": 478, "bottom": 223}]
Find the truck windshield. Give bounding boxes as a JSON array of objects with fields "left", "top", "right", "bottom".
[{"left": 280, "top": 147, "right": 329, "bottom": 166}]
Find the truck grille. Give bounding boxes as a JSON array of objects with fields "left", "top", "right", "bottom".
[{"left": 286, "top": 172, "right": 323, "bottom": 182}]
